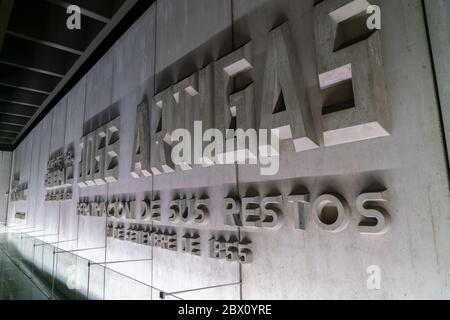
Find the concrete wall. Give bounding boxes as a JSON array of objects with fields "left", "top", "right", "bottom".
[
  {"left": 0, "top": 151, "right": 12, "bottom": 224},
  {"left": 6, "top": 0, "right": 450, "bottom": 299},
  {"left": 425, "top": 0, "right": 450, "bottom": 170}
]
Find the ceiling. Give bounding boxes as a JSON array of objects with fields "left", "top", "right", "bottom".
[{"left": 0, "top": 0, "right": 154, "bottom": 151}]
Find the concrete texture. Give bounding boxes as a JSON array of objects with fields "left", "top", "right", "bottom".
[
  {"left": 425, "top": 0, "right": 450, "bottom": 170},
  {"left": 150, "top": 0, "right": 240, "bottom": 300},
  {"left": 0, "top": 151, "right": 12, "bottom": 224},
  {"left": 155, "top": 0, "right": 232, "bottom": 91},
  {"left": 232, "top": 0, "right": 450, "bottom": 299},
  {"left": 3, "top": 0, "right": 450, "bottom": 300}
]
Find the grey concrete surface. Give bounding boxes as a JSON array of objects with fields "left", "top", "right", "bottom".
[
  {"left": 425, "top": 0, "right": 450, "bottom": 170},
  {"left": 0, "top": 151, "right": 12, "bottom": 224},
  {"left": 233, "top": 0, "right": 450, "bottom": 299},
  {"left": 3, "top": 0, "right": 450, "bottom": 299}
]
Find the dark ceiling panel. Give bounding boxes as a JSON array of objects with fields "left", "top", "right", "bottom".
[
  {"left": 0, "top": 85, "right": 48, "bottom": 106},
  {"left": 0, "top": 101, "right": 37, "bottom": 117},
  {"left": 0, "top": 140, "right": 14, "bottom": 146},
  {"left": 0, "top": 0, "right": 154, "bottom": 151},
  {"left": 0, "top": 124, "right": 21, "bottom": 133},
  {"left": 0, "top": 34, "right": 79, "bottom": 77},
  {"left": 8, "top": 0, "right": 106, "bottom": 53},
  {"left": 0, "top": 114, "right": 28, "bottom": 126},
  {"left": 0, "top": 131, "right": 17, "bottom": 138},
  {"left": 0, "top": 64, "right": 61, "bottom": 93}
]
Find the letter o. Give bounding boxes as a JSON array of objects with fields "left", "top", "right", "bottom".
[{"left": 312, "top": 194, "right": 349, "bottom": 233}]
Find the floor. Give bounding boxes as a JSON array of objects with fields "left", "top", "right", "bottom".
[{"left": 0, "top": 234, "right": 48, "bottom": 300}]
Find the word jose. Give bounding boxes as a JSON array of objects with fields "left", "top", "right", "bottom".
[{"left": 77, "top": 118, "right": 121, "bottom": 188}]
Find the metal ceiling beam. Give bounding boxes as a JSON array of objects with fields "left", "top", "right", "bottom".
[
  {"left": 8, "top": 0, "right": 106, "bottom": 54},
  {"left": 0, "top": 85, "right": 48, "bottom": 106},
  {"left": 0, "top": 64, "right": 61, "bottom": 93},
  {"left": 0, "top": 125, "right": 23, "bottom": 132},
  {"left": 6, "top": 30, "right": 83, "bottom": 56},
  {"left": 46, "top": 0, "right": 111, "bottom": 24},
  {"left": 0, "top": 111, "right": 31, "bottom": 119},
  {"left": 0, "top": 60, "right": 65, "bottom": 78},
  {"left": 0, "top": 124, "right": 21, "bottom": 132},
  {"left": 0, "top": 114, "right": 28, "bottom": 126},
  {"left": 0, "top": 81, "right": 52, "bottom": 95},
  {"left": 0, "top": 98, "right": 41, "bottom": 108},
  {"left": 0, "top": 128, "right": 20, "bottom": 134},
  {"left": 0, "top": 133, "right": 17, "bottom": 139},
  {"left": 1, "top": 35, "right": 78, "bottom": 77},
  {"left": 13, "top": 0, "right": 140, "bottom": 144},
  {"left": 0, "top": 102, "right": 38, "bottom": 117}
]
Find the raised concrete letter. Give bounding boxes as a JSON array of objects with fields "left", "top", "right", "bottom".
[
  {"left": 131, "top": 102, "right": 152, "bottom": 178},
  {"left": 314, "top": 0, "right": 390, "bottom": 146},
  {"left": 260, "top": 22, "right": 318, "bottom": 153},
  {"left": 312, "top": 194, "right": 349, "bottom": 233},
  {"left": 357, "top": 191, "right": 390, "bottom": 234},
  {"left": 104, "top": 117, "right": 120, "bottom": 183}
]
